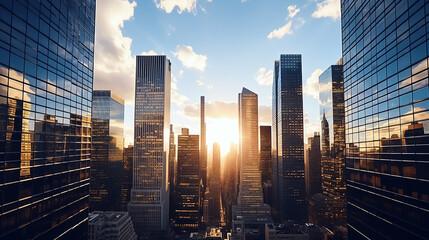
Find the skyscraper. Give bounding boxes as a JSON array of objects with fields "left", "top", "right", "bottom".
[
  {"left": 209, "top": 142, "right": 221, "bottom": 224},
  {"left": 90, "top": 90, "right": 124, "bottom": 211},
  {"left": 232, "top": 88, "right": 271, "bottom": 239},
  {"left": 342, "top": 1, "right": 429, "bottom": 238},
  {"left": 260, "top": 126, "right": 273, "bottom": 206},
  {"left": 0, "top": 0, "right": 95, "bottom": 238},
  {"left": 319, "top": 64, "right": 346, "bottom": 227},
  {"left": 200, "top": 96, "right": 207, "bottom": 192},
  {"left": 175, "top": 128, "right": 200, "bottom": 233},
  {"left": 223, "top": 143, "right": 238, "bottom": 228},
  {"left": 128, "top": 55, "right": 171, "bottom": 237},
  {"left": 272, "top": 55, "right": 306, "bottom": 222},
  {"left": 122, "top": 145, "right": 134, "bottom": 210},
  {"left": 307, "top": 132, "right": 322, "bottom": 197},
  {"left": 168, "top": 124, "right": 176, "bottom": 220}
]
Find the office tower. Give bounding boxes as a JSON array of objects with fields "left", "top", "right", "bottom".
[
  {"left": 272, "top": 55, "right": 306, "bottom": 222},
  {"left": 307, "top": 133, "right": 322, "bottom": 197},
  {"left": 319, "top": 64, "right": 346, "bottom": 228},
  {"left": 0, "top": 0, "right": 95, "bottom": 238},
  {"left": 88, "top": 211, "right": 137, "bottom": 240},
  {"left": 342, "top": 1, "right": 429, "bottom": 239},
  {"left": 175, "top": 128, "right": 200, "bottom": 233},
  {"left": 90, "top": 90, "right": 124, "bottom": 211},
  {"left": 232, "top": 88, "right": 271, "bottom": 239},
  {"left": 260, "top": 126, "right": 273, "bottom": 206},
  {"left": 209, "top": 142, "right": 221, "bottom": 224},
  {"left": 121, "top": 145, "right": 133, "bottom": 210},
  {"left": 223, "top": 143, "right": 238, "bottom": 228},
  {"left": 200, "top": 96, "right": 207, "bottom": 191},
  {"left": 128, "top": 55, "right": 171, "bottom": 237},
  {"left": 168, "top": 124, "right": 176, "bottom": 220}
]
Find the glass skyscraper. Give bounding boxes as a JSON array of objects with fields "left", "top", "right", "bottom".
[
  {"left": 128, "top": 55, "right": 171, "bottom": 237},
  {"left": 272, "top": 54, "right": 306, "bottom": 222},
  {"left": 175, "top": 128, "right": 199, "bottom": 233},
  {"left": 0, "top": 0, "right": 95, "bottom": 239},
  {"left": 319, "top": 64, "right": 346, "bottom": 228},
  {"left": 342, "top": 0, "right": 429, "bottom": 239},
  {"left": 90, "top": 90, "right": 124, "bottom": 211}
]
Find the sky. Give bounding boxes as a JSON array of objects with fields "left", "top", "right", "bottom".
[{"left": 93, "top": 0, "right": 342, "bottom": 155}]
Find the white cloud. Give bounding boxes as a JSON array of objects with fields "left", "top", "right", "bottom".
[
  {"left": 312, "top": 0, "right": 341, "bottom": 20},
  {"left": 174, "top": 45, "right": 208, "bottom": 71},
  {"left": 196, "top": 80, "right": 204, "bottom": 86},
  {"left": 287, "top": 5, "right": 300, "bottom": 18},
  {"left": 155, "top": 0, "right": 197, "bottom": 14},
  {"left": 267, "top": 21, "right": 293, "bottom": 39},
  {"left": 295, "top": 18, "right": 306, "bottom": 29},
  {"left": 141, "top": 50, "right": 158, "bottom": 55},
  {"left": 255, "top": 67, "right": 273, "bottom": 86},
  {"left": 303, "top": 69, "right": 323, "bottom": 100},
  {"left": 179, "top": 70, "right": 184, "bottom": 77},
  {"left": 93, "top": 0, "right": 137, "bottom": 102},
  {"left": 171, "top": 75, "right": 189, "bottom": 108}
]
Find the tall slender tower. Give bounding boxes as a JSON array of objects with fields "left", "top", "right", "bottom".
[
  {"left": 0, "top": 0, "right": 95, "bottom": 238},
  {"left": 200, "top": 96, "right": 207, "bottom": 191},
  {"left": 128, "top": 55, "right": 171, "bottom": 237},
  {"left": 169, "top": 124, "right": 176, "bottom": 220},
  {"left": 272, "top": 54, "right": 306, "bottom": 222},
  {"left": 209, "top": 142, "right": 221, "bottom": 223}
]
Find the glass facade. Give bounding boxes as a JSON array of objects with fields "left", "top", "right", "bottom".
[
  {"left": 272, "top": 55, "right": 306, "bottom": 222},
  {"left": 342, "top": 0, "right": 429, "bottom": 239},
  {"left": 128, "top": 55, "right": 171, "bottom": 236},
  {"left": 319, "top": 64, "right": 346, "bottom": 227},
  {"left": 175, "top": 128, "right": 199, "bottom": 233},
  {"left": 200, "top": 96, "right": 207, "bottom": 194},
  {"left": 208, "top": 142, "right": 221, "bottom": 224},
  {"left": 0, "top": 0, "right": 95, "bottom": 239},
  {"left": 90, "top": 90, "right": 124, "bottom": 211},
  {"left": 121, "top": 145, "right": 133, "bottom": 210},
  {"left": 307, "top": 133, "right": 322, "bottom": 198},
  {"left": 260, "top": 125, "right": 272, "bottom": 206}
]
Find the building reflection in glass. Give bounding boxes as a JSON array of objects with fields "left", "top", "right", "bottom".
[
  {"left": 318, "top": 63, "right": 346, "bottom": 228},
  {"left": 90, "top": 90, "right": 124, "bottom": 211},
  {"left": 0, "top": 0, "right": 95, "bottom": 239},
  {"left": 342, "top": 0, "right": 429, "bottom": 238}
]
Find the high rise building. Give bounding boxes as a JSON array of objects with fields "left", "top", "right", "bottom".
[
  {"left": 128, "top": 55, "right": 171, "bottom": 237},
  {"left": 272, "top": 55, "right": 306, "bottom": 222},
  {"left": 223, "top": 143, "right": 238, "bottom": 228},
  {"left": 0, "top": 0, "right": 95, "bottom": 238},
  {"left": 260, "top": 126, "right": 273, "bottom": 206},
  {"left": 319, "top": 64, "right": 346, "bottom": 228},
  {"left": 342, "top": 1, "right": 429, "bottom": 238},
  {"left": 175, "top": 128, "right": 200, "bottom": 233},
  {"left": 306, "top": 132, "right": 322, "bottom": 197},
  {"left": 200, "top": 96, "right": 207, "bottom": 192},
  {"left": 168, "top": 124, "right": 176, "bottom": 220},
  {"left": 88, "top": 211, "right": 137, "bottom": 240},
  {"left": 121, "top": 145, "right": 133, "bottom": 210},
  {"left": 209, "top": 142, "right": 221, "bottom": 224},
  {"left": 232, "top": 88, "right": 271, "bottom": 239},
  {"left": 90, "top": 90, "right": 124, "bottom": 211}
]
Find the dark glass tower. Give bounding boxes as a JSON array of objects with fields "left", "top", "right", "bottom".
[
  {"left": 319, "top": 64, "right": 346, "bottom": 228},
  {"left": 272, "top": 54, "right": 306, "bottom": 222},
  {"left": 260, "top": 125, "right": 273, "bottom": 206},
  {"left": 307, "top": 132, "right": 322, "bottom": 197},
  {"left": 90, "top": 90, "right": 124, "bottom": 211},
  {"left": 122, "top": 145, "right": 133, "bottom": 210},
  {"left": 175, "top": 128, "right": 199, "bottom": 233},
  {"left": 0, "top": 0, "right": 95, "bottom": 239},
  {"left": 342, "top": 0, "right": 429, "bottom": 239},
  {"left": 128, "top": 55, "right": 171, "bottom": 237}
]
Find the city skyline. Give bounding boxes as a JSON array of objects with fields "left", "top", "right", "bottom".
[{"left": 93, "top": 0, "right": 342, "bottom": 153}]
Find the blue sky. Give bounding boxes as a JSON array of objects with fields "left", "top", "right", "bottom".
[{"left": 93, "top": 0, "right": 341, "bottom": 153}]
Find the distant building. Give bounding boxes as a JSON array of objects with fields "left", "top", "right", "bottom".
[
  {"left": 223, "top": 143, "right": 238, "bottom": 228},
  {"left": 272, "top": 55, "right": 306, "bottom": 222},
  {"left": 260, "top": 126, "right": 273, "bottom": 206},
  {"left": 307, "top": 133, "right": 322, "bottom": 197},
  {"left": 90, "top": 90, "right": 125, "bottom": 211},
  {"left": 209, "top": 143, "right": 222, "bottom": 224},
  {"left": 88, "top": 211, "right": 137, "bottom": 240},
  {"left": 128, "top": 55, "right": 171, "bottom": 237},
  {"left": 169, "top": 124, "right": 176, "bottom": 220},
  {"left": 201, "top": 96, "right": 208, "bottom": 193},
  {"left": 121, "top": 145, "right": 134, "bottom": 210},
  {"left": 175, "top": 128, "right": 200, "bottom": 233}
]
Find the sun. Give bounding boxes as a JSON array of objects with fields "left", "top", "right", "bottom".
[{"left": 205, "top": 118, "right": 238, "bottom": 156}]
